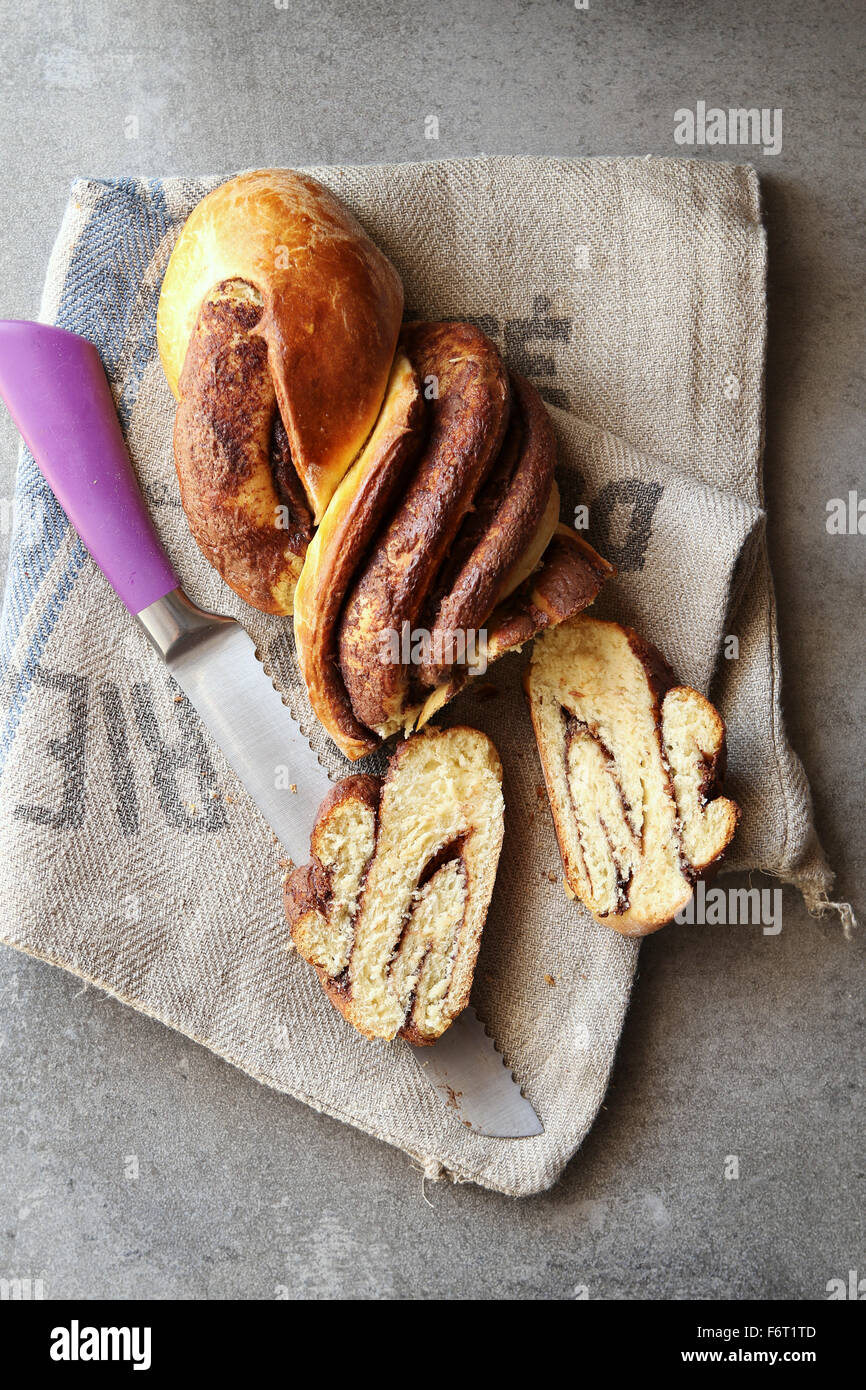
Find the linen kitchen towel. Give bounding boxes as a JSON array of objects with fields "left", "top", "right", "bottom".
[{"left": 0, "top": 158, "right": 837, "bottom": 1196}]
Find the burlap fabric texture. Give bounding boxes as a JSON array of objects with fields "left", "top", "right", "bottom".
[{"left": 0, "top": 158, "right": 837, "bottom": 1195}]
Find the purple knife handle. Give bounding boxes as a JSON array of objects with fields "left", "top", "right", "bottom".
[{"left": 0, "top": 320, "right": 178, "bottom": 614}]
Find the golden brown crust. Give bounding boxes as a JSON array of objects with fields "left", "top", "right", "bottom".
[
  {"left": 284, "top": 777, "right": 381, "bottom": 926},
  {"left": 418, "top": 372, "right": 556, "bottom": 688},
  {"left": 484, "top": 525, "right": 615, "bottom": 661},
  {"left": 399, "top": 1012, "right": 456, "bottom": 1049},
  {"left": 292, "top": 354, "right": 425, "bottom": 760},
  {"left": 284, "top": 773, "right": 382, "bottom": 1036},
  {"left": 409, "top": 526, "right": 613, "bottom": 735},
  {"left": 173, "top": 282, "right": 313, "bottom": 614},
  {"left": 309, "top": 774, "right": 381, "bottom": 847},
  {"left": 158, "top": 168, "right": 404, "bottom": 525},
  {"left": 338, "top": 322, "right": 511, "bottom": 734},
  {"left": 283, "top": 861, "right": 330, "bottom": 926}
]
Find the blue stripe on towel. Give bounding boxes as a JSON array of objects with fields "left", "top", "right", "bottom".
[{"left": 0, "top": 178, "right": 173, "bottom": 777}]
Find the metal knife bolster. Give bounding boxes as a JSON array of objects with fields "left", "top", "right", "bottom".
[{"left": 136, "top": 586, "right": 236, "bottom": 660}]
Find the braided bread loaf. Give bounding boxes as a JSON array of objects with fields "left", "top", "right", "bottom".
[
  {"left": 284, "top": 726, "right": 505, "bottom": 1043},
  {"left": 158, "top": 170, "right": 613, "bottom": 759}
]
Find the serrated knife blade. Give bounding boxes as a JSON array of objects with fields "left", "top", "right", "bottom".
[
  {"left": 410, "top": 1006, "right": 544, "bottom": 1137},
  {"left": 0, "top": 318, "right": 543, "bottom": 1139}
]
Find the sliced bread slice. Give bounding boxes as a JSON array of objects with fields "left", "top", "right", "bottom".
[
  {"left": 525, "top": 615, "right": 738, "bottom": 935},
  {"left": 284, "top": 726, "right": 505, "bottom": 1042}
]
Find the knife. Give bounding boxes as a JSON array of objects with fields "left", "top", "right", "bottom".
[{"left": 0, "top": 320, "right": 542, "bottom": 1139}]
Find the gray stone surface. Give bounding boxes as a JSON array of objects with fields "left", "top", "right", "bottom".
[{"left": 0, "top": 0, "right": 862, "bottom": 1300}]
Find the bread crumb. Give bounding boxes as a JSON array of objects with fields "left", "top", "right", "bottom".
[
  {"left": 544, "top": 974, "right": 556, "bottom": 987},
  {"left": 290, "top": 783, "right": 297, "bottom": 794},
  {"left": 547, "top": 870, "right": 558, "bottom": 883}
]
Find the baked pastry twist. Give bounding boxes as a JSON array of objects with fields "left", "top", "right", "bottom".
[
  {"left": 526, "top": 616, "right": 739, "bottom": 935},
  {"left": 284, "top": 727, "right": 505, "bottom": 1042},
  {"left": 158, "top": 170, "right": 613, "bottom": 758}
]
